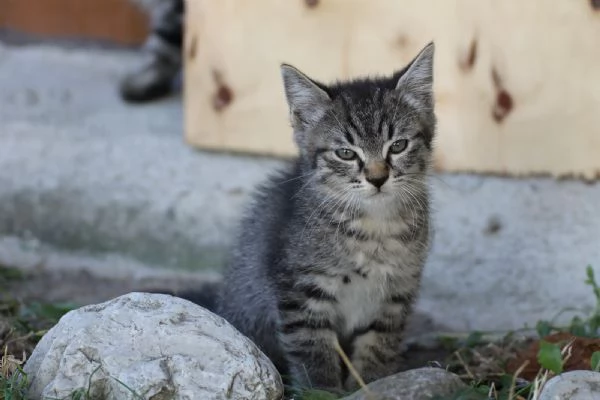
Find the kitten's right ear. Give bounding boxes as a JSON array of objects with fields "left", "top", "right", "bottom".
[
  {"left": 395, "top": 42, "right": 435, "bottom": 108},
  {"left": 280, "top": 64, "right": 331, "bottom": 129}
]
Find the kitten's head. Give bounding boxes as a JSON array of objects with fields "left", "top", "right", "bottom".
[{"left": 280, "top": 42, "right": 436, "bottom": 208}]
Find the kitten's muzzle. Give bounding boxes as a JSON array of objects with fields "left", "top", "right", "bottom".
[{"left": 365, "top": 161, "right": 389, "bottom": 189}]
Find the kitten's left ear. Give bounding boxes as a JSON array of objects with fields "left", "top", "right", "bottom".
[
  {"left": 280, "top": 64, "right": 331, "bottom": 129},
  {"left": 395, "top": 42, "right": 435, "bottom": 107}
]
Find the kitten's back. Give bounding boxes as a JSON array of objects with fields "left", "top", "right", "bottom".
[{"left": 216, "top": 161, "right": 304, "bottom": 371}]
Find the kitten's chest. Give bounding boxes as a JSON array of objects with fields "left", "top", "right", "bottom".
[
  {"left": 332, "top": 217, "right": 424, "bottom": 334},
  {"left": 334, "top": 268, "right": 391, "bottom": 334},
  {"left": 342, "top": 214, "right": 423, "bottom": 272}
]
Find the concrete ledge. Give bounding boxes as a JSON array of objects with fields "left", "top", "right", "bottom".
[
  {"left": 0, "top": 42, "right": 282, "bottom": 271},
  {"left": 1, "top": 42, "right": 599, "bottom": 333}
]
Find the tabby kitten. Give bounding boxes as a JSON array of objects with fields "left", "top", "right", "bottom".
[{"left": 216, "top": 42, "right": 436, "bottom": 393}]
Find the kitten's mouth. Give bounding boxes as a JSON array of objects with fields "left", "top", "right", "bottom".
[{"left": 369, "top": 189, "right": 387, "bottom": 197}]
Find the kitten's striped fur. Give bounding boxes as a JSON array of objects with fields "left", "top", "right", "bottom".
[{"left": 210, "top": 43, "right": 437, "bottom": 393}]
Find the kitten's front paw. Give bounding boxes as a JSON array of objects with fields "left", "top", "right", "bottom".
[
  {"left": 343, "top": 371, "right": 388, "bottom": 393},
  {"left": 343, "top": 377, "right": 362, "bottom": 393}
]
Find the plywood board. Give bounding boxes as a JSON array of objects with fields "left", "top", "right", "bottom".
[{"left": 184, "top": 0, "right": 600, "bottom": 179}]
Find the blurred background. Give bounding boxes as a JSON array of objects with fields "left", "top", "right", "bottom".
[{"left": 1, "top": 0, "right": 599, "bottom": 339}]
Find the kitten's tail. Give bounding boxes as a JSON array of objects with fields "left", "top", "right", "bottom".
[{"left": 151, "top": 280, "right": 222, "bottom": 314}]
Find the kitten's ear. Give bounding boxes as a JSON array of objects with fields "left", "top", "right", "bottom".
[
  {"left": 281, "top": 64, "right": 331, "bottom": 129},
  {"left": 395, "top": 42, "right": 435, "bottom": 107}
]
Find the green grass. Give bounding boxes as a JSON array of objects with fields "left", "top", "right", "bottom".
[
  {"left": 1, "top": 350, "right": 28, "bottom": 400},
  {"left": 296, "top": 390, "right": 341, "bottom": 400},
  {"left": 439, "top": 265, "right": 600, "bottom": 400},
  {"left": 1, "top": 265, "right": 75, "bottom": 400}
]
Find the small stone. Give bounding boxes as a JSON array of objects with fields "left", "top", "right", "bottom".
[
  {"left": 539, "top": 370, "right": 600, "bottom": 400},
  {"left": 24, "top": 292, "right": 283, "bottom": 400},
  {"left": 340, "top": 367, "right": 466, "bottom": 400}
]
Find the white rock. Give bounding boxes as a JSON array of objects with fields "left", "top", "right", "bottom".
[
  {"left": 24, "top": 292, "right": 283, "bottom": 400},
  {"left": 539, "top": 370, "right": 600, "bottom": 400},
  {"left": 340, "top": 367, "right": 466, "bottom": 400}
]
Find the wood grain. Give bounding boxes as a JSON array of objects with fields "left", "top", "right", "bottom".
[{"left": 184, "top": 0, "right": 600, "bottom": 179}]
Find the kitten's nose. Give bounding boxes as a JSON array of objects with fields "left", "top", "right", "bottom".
[
  {"left": 366, "top": 175, "right": 389, "bottom": 188},
  {"left": 365, "top": 162, "right": 389, "bottom": 189}
]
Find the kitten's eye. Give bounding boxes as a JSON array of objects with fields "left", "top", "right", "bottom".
[
  {"left": 388, "top": 139, "right": 408, "bottom": 155},
  {"left": 335, "top": 148, "right": 357, "bottom": 161}
]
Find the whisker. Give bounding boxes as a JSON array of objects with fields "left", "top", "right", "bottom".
[
  {"left": 301, "top": 192, "right": 341, "bottom": 239},
  {"left": 301, "top": 187, "right": 353, "bottom": 241},
  {"left": 291, "top": 173, "right": 319, "bottom": 200},
  {"left": 333, "top": 190, "right": 355, "bottom": 242},
  {"left": 278, "top": 170, "right": 316, "bottom": 186}
]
